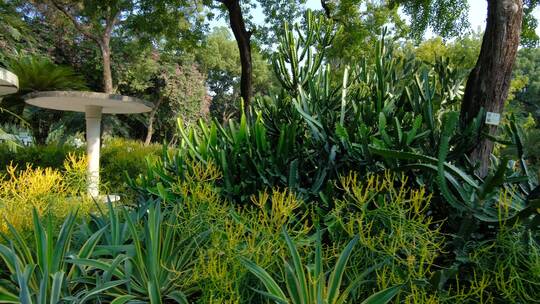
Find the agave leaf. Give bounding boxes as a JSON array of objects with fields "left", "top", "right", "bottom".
[
  {"left": 360, "top": 285, "right": 402, "bottom": 304},
  {"left": 368, "top": 147, "right": 479, "bottom": 188},
  {"left": 166, "top": 291, "right": 189, "bottom": 304},
  {"left": 49, "top": 271, "right": 64, "bottom": 304},
  {"left": 78, "top": 279, "right": 129, "bottom": 304},
  {"left": 0, "top": 243, "right": 19, "bottom": 274},
  {"left": 16, "top": 264, "right": 34, "bottom": 304},
  {"left": 283, "top": 228, "right": 309, "bottom": 303},
  {"left": 327, "top": 235, "right": 359, "bottom": 303},
  {"left": 3, "top": 221, "right": 33, "bottom": 266},
  {"left": 67, "top": 258, "right": 125, "bottom": 278},
  {"left": 240, "top": 257, "right": 288, "bottom": 302},
  {"left": 148, "top": 281, "right": 162, "bottom": 304},
  {"left": 111, "top": 295, "right": 137, "bottom": 304},
  {"left": 284, "top": 260, "right": 302, "bottom": 304}
]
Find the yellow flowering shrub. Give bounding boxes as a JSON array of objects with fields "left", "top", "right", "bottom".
[{"left": 0, "top": 154, "right": 95, "bottom": 236}]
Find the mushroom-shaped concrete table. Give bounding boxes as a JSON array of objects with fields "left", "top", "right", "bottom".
[
  {"left": 24, "top": 91, "right": 152, "bottom": 198},
  {"left": 0, "top": 67, "right": 19, "bottom": 96}
]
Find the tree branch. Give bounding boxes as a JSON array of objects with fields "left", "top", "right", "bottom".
[
  {"left": 104, "top": 9, "right": 121, "bottom": 37},
  {"left": 51, "top": 0, "right": 101, "bottom": 43}
]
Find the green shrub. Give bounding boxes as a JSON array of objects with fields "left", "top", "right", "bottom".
[
  {"left": 100, "top": 137, "right": 162, "bottom": 193},
  {"left": 0, "top": 137, "right": 162, "bottom": 194},
  {"left": 0, "top": 143, "right": 81, "bottom": 172},
  {"left": 167, "top": 162, "right": 312, "bottom": 303},
  {"left": 0, "top": 210, "right": 123, "bottom": 303},
  {"left": 325, "top": 171, "right": 443, "bottom": 302},
  {"left": 0, "top": 157, "right": 538, "bottom": 303},
  {"left": 72, "top": 203, "right": 203, "bottom": 303},
  {"left": 465, "top": 226, "right": 540, "bottom": 303}
]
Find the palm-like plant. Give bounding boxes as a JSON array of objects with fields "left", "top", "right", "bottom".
[
  {"left": 1, "top": 55, "right": 87, "bottom": 145},
  {"left": 7, "top": 56, "right": 87, "bottom": 93},
  {"left": 241, "top": 228, "right": 401, "bottom": 304}
]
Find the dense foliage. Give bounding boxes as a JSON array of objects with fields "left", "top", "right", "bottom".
[{"left": 1, "top": 1, "right": 540, "bottom": 303}]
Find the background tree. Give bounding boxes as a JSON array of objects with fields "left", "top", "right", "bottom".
[
  {"left": 413, "top": 34, "right": 482, "bottom": 70},
  {"left": 47, "top": 0, "right": 204, "bottom": 94},
  {"left": 504, "top": 47, "right": 540, "bottom": 170},
  {"left": 459, "top": 0, "right": 524, "bottom": 176},
  {"left": 321, "top": 0, "right": 407, "bottom": 64},
  {"left": 197, "top": 27, "right": 276, "bottom": 122},
  {"left": 205, "top": 0, "right": 307, "bottom": 112},
  {"left": 512, "top": 47, "right": 540, "bottom": 120},
  {"left": 214, "top": 0, "right": 254, "bottom": 111},
  {"left": 49, "top": 0, "right": 127, "bottom": 93},
  {"left": 391, "top": 0, "right": 537, "bottom": 176},
  {"left": 116, "top": 49, "right": 208, "bottom": 144}
]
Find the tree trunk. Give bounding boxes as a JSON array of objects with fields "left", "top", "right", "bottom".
[
  {"left": 460, "top": 0, "right": 523, "bottom": 177},
  {"left": 222, "top": 0, "right": 253, "bottom": 112},
  {"left": 100, "top": 39, "right": 114, "bottom": 94},
  {"left": 144, "top": 97, "right": 163, "bottom": 146},
  {"left": 144, "top": 117, "right": 154, "bottom": 145},
  {"left": 50, "top": 1, "right": 117, "bottom": 94}
]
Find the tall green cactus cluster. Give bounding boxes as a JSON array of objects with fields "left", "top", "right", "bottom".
[{"left": 132, "top": 10, "right": 538, "bottom": 242}]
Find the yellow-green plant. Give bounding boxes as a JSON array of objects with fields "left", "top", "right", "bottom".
[
  {"left": 0, "top": 155, "right": 93, "bottom": 236},
  {"left": 156, "top": 161, "right": 311, "bottom": 303},
  {"left": 186, "top": 189, "right": 311, "bottom": 303},
  {"left": 325, "top": 171, "right": 443, "bottom": 301},
  {"left": 465, "top": 224, "right": 540, "bottom": 303},
  {"left": 100, "top": 137, "right": 162, "bottom": 194}
]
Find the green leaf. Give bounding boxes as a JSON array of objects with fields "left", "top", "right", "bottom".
[
  {"left": 166, "top": 291, "right": 189, "bottom": 304},
  {"left": 240, "top": 257, "right": 288, "bottom": 302},
  {"left": 361, "top": 285, "right": 402, "bottom": 304},
  {"left": 282, "top": 228, "right": 309, "bottom": 303},
  {"left": 327, "top": 235, "right": 358, "bottom": 303},
  {"left": 111, "top": 295, "right": 137, "bottom": 304},
  {"left": 49, "top": 271, "right": 64, "bottom": 304},
  {"left": 79, "top": 280, "right": 130, "bottom": 304}
]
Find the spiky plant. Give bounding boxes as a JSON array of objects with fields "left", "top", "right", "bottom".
[{"left": 241, "top": 228, "right": 401, "bottom": 304}]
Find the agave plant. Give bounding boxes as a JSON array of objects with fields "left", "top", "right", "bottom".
[
  {"left": 241, "top": 228, "right": 401, "bottom": 304},
  {"left": 70, "top": 202, "right": 204, "bottom": 303},
  {"left": 0, "top": 209, "right": 125, "bottom": 303}
]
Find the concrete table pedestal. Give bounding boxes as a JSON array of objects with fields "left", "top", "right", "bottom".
[
  {"left": 85, "top": 105, "right": 102, "bottom": 197},
  {"left": 25, "top": 91, "right": 152, "bottom": 198}
]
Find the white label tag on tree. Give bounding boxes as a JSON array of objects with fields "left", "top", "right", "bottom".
[{"left": 485, "top": 112, "right": 501, "bottom": 126}]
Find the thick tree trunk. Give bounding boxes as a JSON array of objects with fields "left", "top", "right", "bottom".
[
  {"left": 221, "top": 0, "right": 253, "bottom": 112},
  {"left": 460, "top": 0, "right": 523, "bottom": 177},
  {"left": 100, "top": 40, "right": 114, "bottom": 94}
]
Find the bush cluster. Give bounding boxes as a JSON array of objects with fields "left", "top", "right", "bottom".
[{"left": 0, "top": 137, "right": 162, "bottom": 193}]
